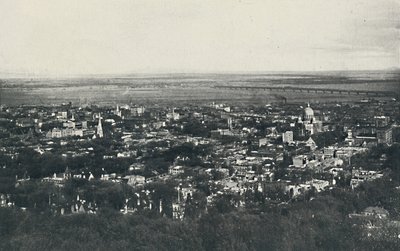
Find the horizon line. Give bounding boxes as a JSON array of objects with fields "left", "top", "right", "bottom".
[{"left": 1, "top": 68, "right": 399, "bottom": 79}]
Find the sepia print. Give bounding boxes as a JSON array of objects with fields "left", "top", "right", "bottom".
[{"left": 0, "top": 1, "right": 399, "bottom": 250}]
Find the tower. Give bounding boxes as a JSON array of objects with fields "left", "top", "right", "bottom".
[
  {"left": 228, "top": 117, "right": 233, "bottom": 130},
  {"left": 172, "top": 185, "right": 185, "bottom": 220},
  {"left": 116, "top": 104, "right": 121, "bottom": 117},
  {"left": 344, "top": 129, "right": 354, "bottom": 146},
  {"left": 96, "top": 114, "right": 104, "bottom": 138}
]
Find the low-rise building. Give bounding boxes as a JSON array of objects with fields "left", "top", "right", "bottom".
[
  {"left": 125, "top": 175, "right": 146, "bottom": 187},
  {"left": 350, "top": 168, "right": 384, "bottom": 189},
  {"left": 169, "top": 165, "right": 185, "bottom": 175}
]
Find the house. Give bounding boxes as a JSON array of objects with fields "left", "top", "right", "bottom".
[
  {"left": 292, "top": 155, "right": 308, "bottom": 168},
  {"left": 117, "top": 151, "right": 137, "bottom": 158},
  {"left": 259, "top": 138, "right": 268, "bottom": 147},
  {"left": 129, "top": 163, "right": 145, "bottom": 172},
  {"left": 172, "top": 202, "right": 185, "bottom": 220},
  {"left": 0, "top": 194, "right": 13, "bottom": 207},
  {"left": 42, "top": 167, "right": 71, "bottom": 186},
  {"left": 282, "top": 131, "right": 294, "bottom": 144},
  {"left": 286, "top": 183, "right": 313, "bottom": 198},
  {"left": 169, "top": 166, "right": 185, "bottom": 175},
  {"left": 363, "top": 206, "right": 389, "bottom": 219},
  {"left": 305, "top": 137, "right": 317, "bottom": 151},
  {"left": 306, "top": 179, "right": 330, "bottom": 192},
  {"left": 323, "top": 147, "right": 336, "bottom": 158},
  {"left": 125, "top": 175, "right": 146, "bottom": 187},
  {"left": 350, "top": 168, "right": 383, "bottom": 189},
  {"left": 349, "top": 206, "right": 390, "bottom": 221}
]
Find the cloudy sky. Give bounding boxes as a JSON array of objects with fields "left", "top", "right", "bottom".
[{"left": 0, "top": 0, "right": 398, "bottom": 76}]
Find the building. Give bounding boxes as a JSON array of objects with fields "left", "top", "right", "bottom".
[
  {"left": 374, "top": 116, "right": 390, "bottom": 128},
  {"left": 125, "top": 175, "right": 146, "bottom": 187},
  {"left": 115, "top": 104, "right": 122, "bottom": 117},
  {"left": 305, "top": 137, "right": 317, "bottom": 151},
  {"left": 46, "top": 128, "right": 84, "bottom": 138},
  {"left": 210, "top": 129, "right": 234, "bottom": 137},
  {"left": 172, "top": 186, "right": 186, "bottom": 220},
  {"left": 117, "top": 151, "right": 137, "bottom": 158},
  {"left": 306, "top": 179, "right": 330, "bottom": 192},
  {"left": 63, "top": 120, "right": 76, "bottom": 128},
  {"left": 259, "top": 138, "right": 268, "bottom": 147},
  {"left": 169, "top": 166, "right": 185, "bottom": 175},
  {"left": 131, "top": 106, "right": 145, "bottom": 117},
  {"left": 227, "top": 117, "right": 233, "bottom": 130},
  {"left": 363, "top": 206, "right": 389, "bottom": 219},
  {"left": 323, "top": 147, "right": 336, "bottom": 158},
  {"left": 0, "top": 194, "right": 13, "bottom": 207},
  {"left": 70, "top": 195, "right": 97, "bottom": 214},
  {"left": 172, "top": 202, "right": 185, "bottom": 220},
  {"left": 57, "top": 111, "right": 68, "bottom": 120},
  {"left": 42, "top": 167, "right": 71, "bottom": 186},
  {"left": 166, "top": 109, "right": 180, "bottom": 120},
  {"left": 16, "top": 118, "right": 34, "bottom": 127},
  {"left": 96, "top": 114, "right": 104, "bottom": 138},
  {"left": 304, "top": 104, "right": 314, "bottom": 121},
  {"left": 286, "top": 183, "right": 312, "bottom": 198},
  {"left": 301, "top": 104, "right": 323, "bottom": 135},
  {"left": 345, "top": 129, "right": 355, "bottom": 146},
  {"left": 282, "top": 131, "right": 294, "bottom": 144},
  {"left": 350, "top": 168, "right": 384, "bottom": 189},
  {"left": 292, "top": 155, "right": 308, "bottom": 168},
  {"left": 376, "top": 127, "right": 392, "bottom": 145}
]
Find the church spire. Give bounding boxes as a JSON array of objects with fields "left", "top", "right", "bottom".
[{"left": 97, "top": 113, "right": 104, "bottom": 138}]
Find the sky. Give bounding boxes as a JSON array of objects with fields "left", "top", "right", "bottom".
[{"left": 0, "top": 0, "right": 399, "bottom": 76}]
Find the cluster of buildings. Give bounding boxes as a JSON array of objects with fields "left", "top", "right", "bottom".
[{"left": 0, "top": 97, "right": 398, "bottom": 218}]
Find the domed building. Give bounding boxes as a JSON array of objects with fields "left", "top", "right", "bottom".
[
  {"left": 304, "top": 103, "right": 315, "bottom": 122},
  {"left": 300, "top": 103, "right": 322, "bottom": 135}
]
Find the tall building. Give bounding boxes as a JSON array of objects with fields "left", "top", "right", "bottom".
[
  {"left": 96, "top": 114, "right": 104, "bottom": 138},
  {"left": 228, "top": 117, "right": 233, "bottom": 130},
  {"left": 172, "top": 186, "right": 185, "bottom": 220},
  {"left": 376, "top": 127, "right": 392, "bottom": 145},
  {"left": 345, "top": 129, "right": 355, "bottom": 146}
]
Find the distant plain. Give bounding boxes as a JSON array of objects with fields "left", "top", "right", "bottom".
[{"left": 1, "top": 71, "right": 399, "bottom": 106}]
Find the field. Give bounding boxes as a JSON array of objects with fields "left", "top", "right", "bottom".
[{"left": 1, "top": 71, "right": 399, "bottom": 106}]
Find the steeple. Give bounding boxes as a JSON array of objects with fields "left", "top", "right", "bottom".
[
  {"left": 97, "top": 113, "right": 104, "bottom": 138},
  {"left": 116, "top": 104, "right": 121, "bottom": 117},
  {"left": 177, "top": 186, "right": 181, "bottom": 203}
]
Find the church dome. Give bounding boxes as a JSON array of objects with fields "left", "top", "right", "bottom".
[
  {"left": 304, "top": 104, "right": 314, "bottom": 120},
  {"left": 305, "top": 107, "right": 314, "bottom": 116}
]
